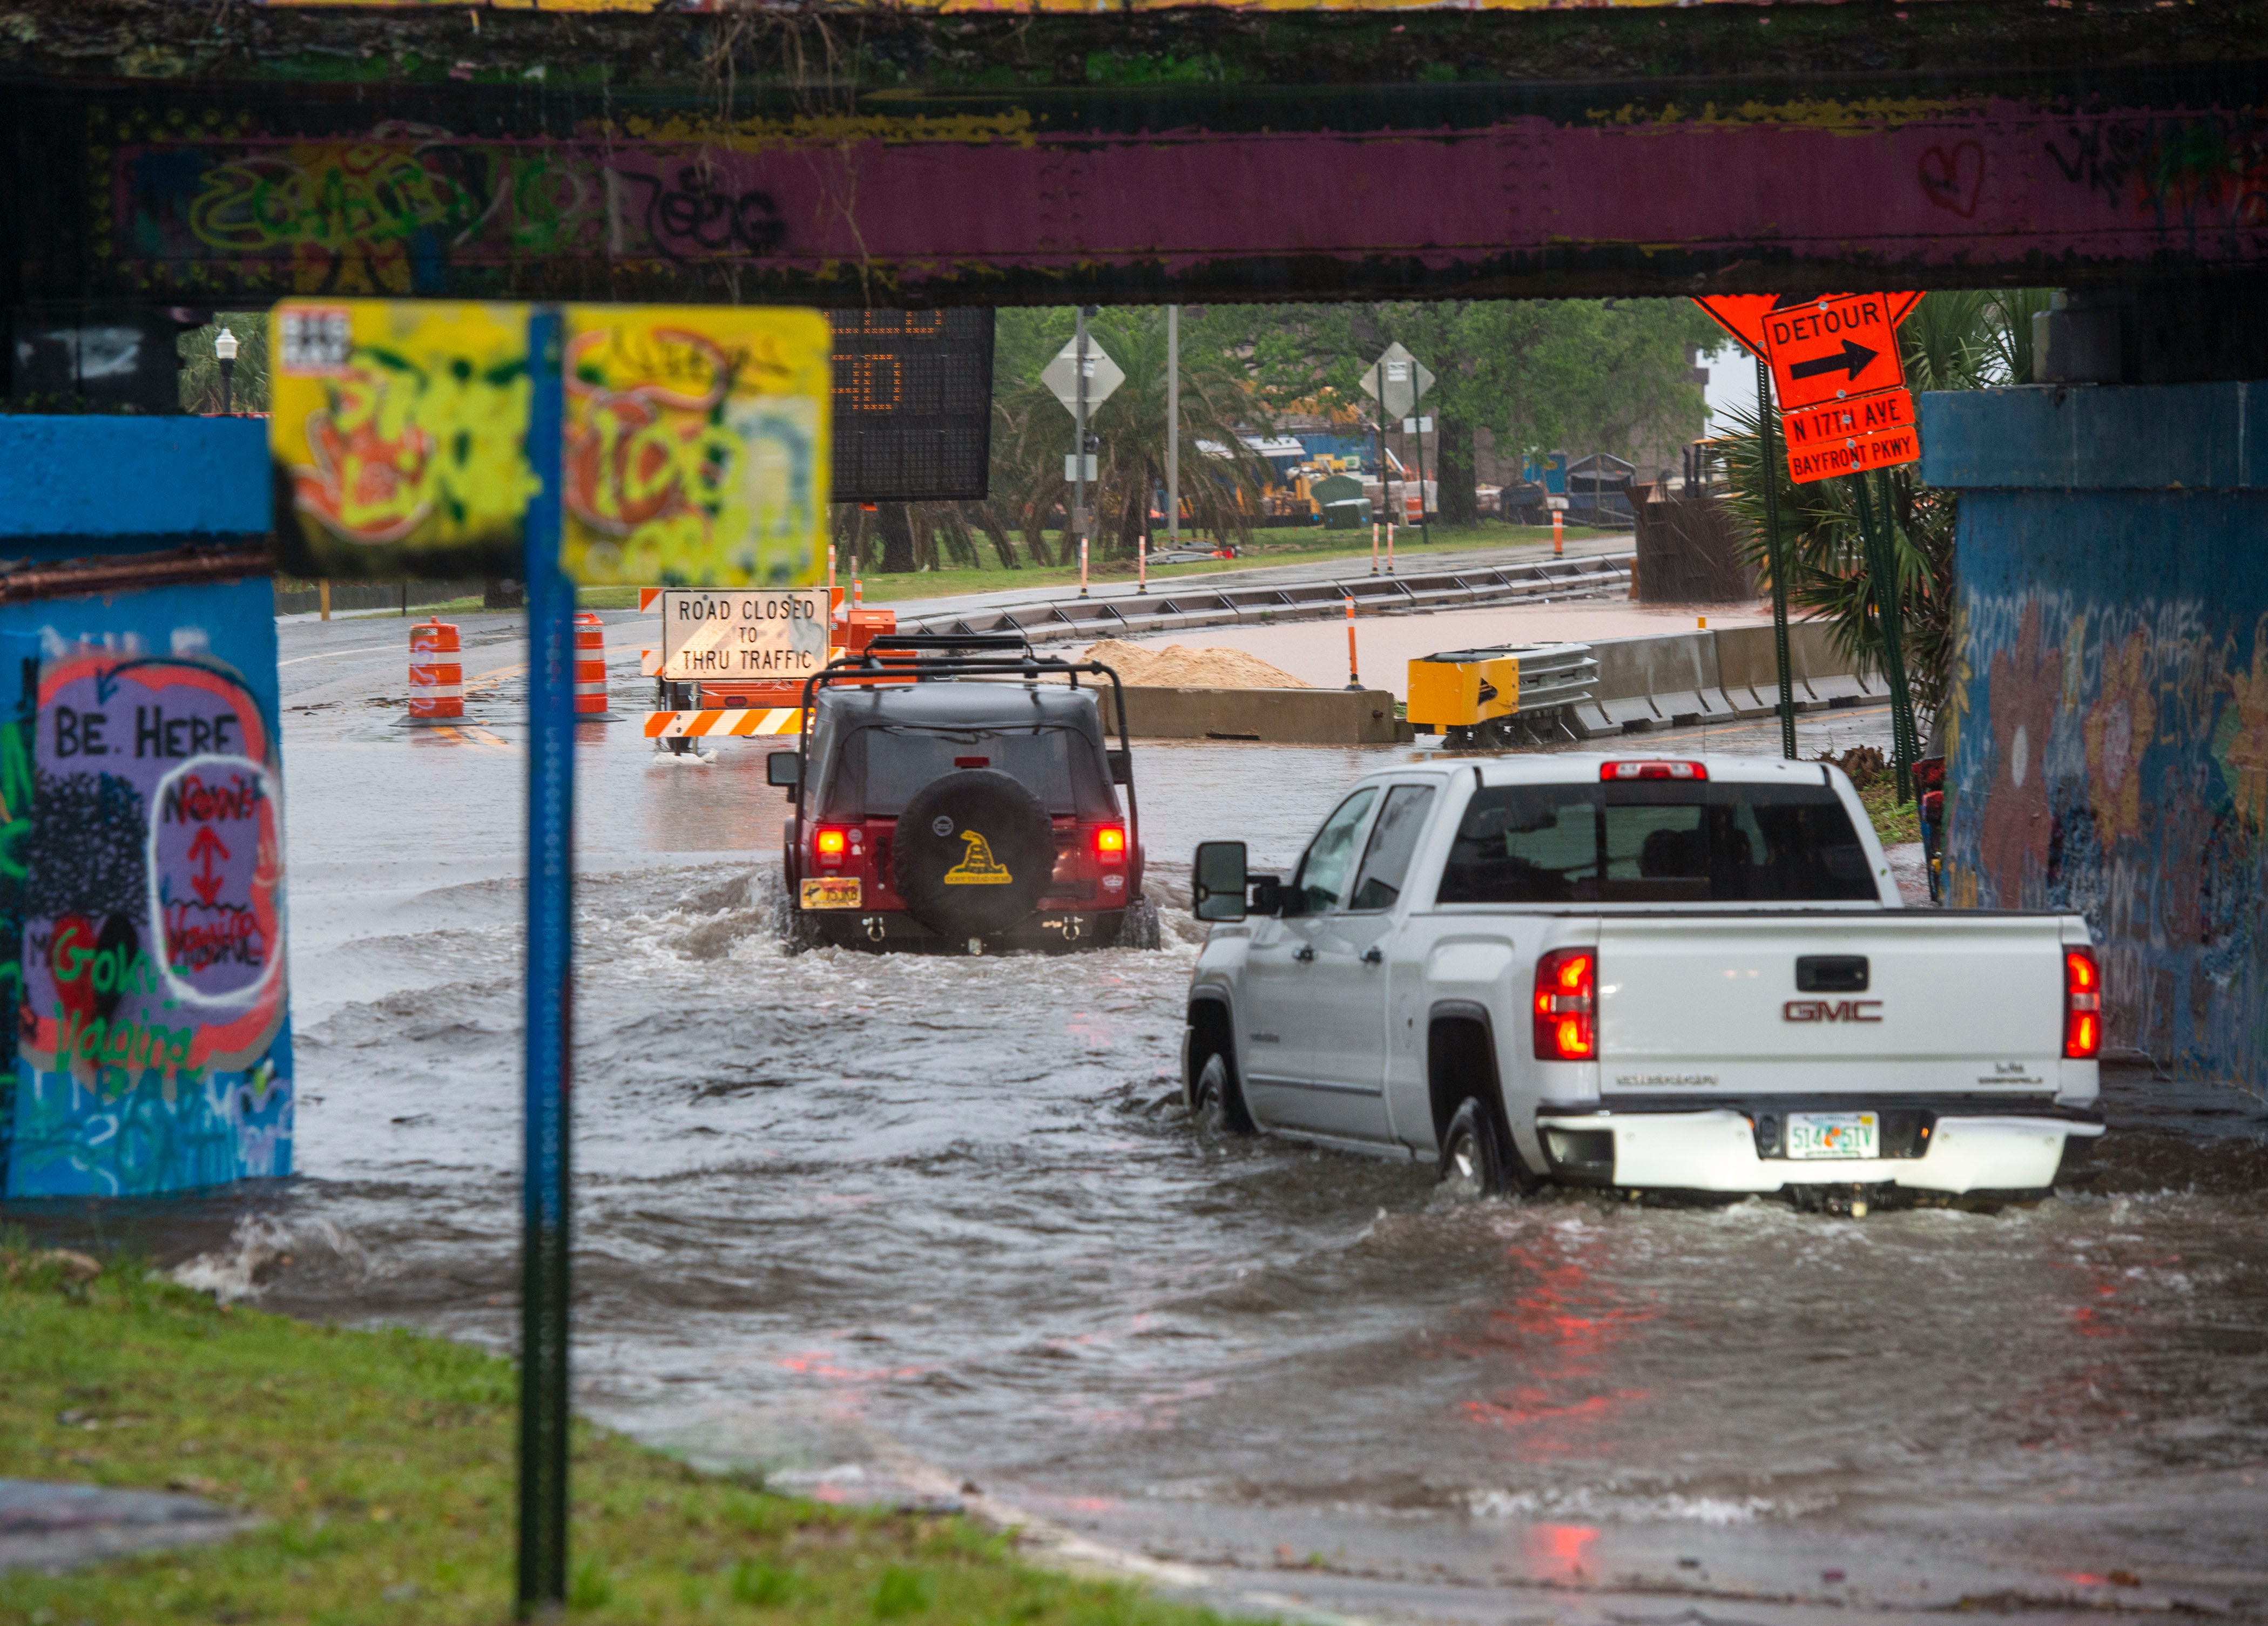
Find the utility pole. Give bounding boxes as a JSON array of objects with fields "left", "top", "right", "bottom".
[
  {"left": 1166, "top": 305, "right": 1180, "bottom": 551},
  {"left": 1371, "top": 356, "right": 1387, "bottom": 533}
]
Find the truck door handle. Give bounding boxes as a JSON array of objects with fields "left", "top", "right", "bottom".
[
  {"left": 1361, "top": 947, "right": 1383, "bottom": 965},
  {"left": 1294, "top": 945, "right": 1315, "bottom": 963}
]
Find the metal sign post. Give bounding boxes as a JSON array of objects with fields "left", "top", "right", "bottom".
[
  {"left": 1753, "top": 355, "right": 1799, "bottom": 760},
  {"left": 1360, "top": 343, "right": 1434, "bottom": 547},
  {"left": 1042, "top": 317, "right": 1121, "bottom": 595},
  {"left": 518, "top": 307, "right": 573, "bottom": 1619},
  {"left": 1074, "top": 307, "right": 1090, "bottom": 597}
]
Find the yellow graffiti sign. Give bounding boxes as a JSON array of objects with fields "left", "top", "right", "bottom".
[
  {"left": 563, "top": 304, "right": 831, "bottom": 589},
  {"left": 268, "top": 299, "right": 536, "bottom": 573}
]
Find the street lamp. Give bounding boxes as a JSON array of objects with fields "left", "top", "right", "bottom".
[{"left": 214, "top": 326, "right": 238, "bottom": 415}]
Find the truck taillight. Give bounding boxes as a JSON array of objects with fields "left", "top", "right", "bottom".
[
  {"left": 1094, "top": 823, "right": 1127, "bottom": 865},
  {"left": 2064, "top": 947, "right": 2102, "bottom": 1059},
  {"left": 814, "top": 825, "right": 850, "bottom": 868},
  {"left": 1534, "top": 948, "right": 1596, "bottom": 1061},
  {"left": 1601, "top": 760, "right": 1706, "bottom": 781}
]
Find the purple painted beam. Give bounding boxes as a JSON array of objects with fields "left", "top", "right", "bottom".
[{"left": 99, "top": 104, "right": 2268, "bottom": 303}]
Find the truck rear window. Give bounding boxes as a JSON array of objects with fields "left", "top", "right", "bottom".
[
  {"left": 826, "top": 724, "right": 1090, "bottom": 817},
  {"left": 1436, "top": 782, "right": 1878, "bottom": 904}
]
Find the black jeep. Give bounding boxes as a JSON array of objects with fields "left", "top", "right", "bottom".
[{"left": 769, "top": 638, "right": 1156, "bottom": 953}]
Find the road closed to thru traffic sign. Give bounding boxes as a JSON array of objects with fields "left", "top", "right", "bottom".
[{"left": 660, "top": 589, "right": 828, "bottom": 682}]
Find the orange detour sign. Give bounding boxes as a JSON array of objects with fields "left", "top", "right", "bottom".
[
  {"left": 1692, "top": 290, "right": 1925, "bottom": 485},
  {"left": 1759, "top": 293, "right": 1905, "bottom": 410}
]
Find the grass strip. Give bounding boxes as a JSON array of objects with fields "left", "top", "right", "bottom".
[
  {"left": 1855, "top": 778, "right": 1921, "bottom": 845},
  {"left": 0, "top": 1248, "right": 1233, "bottom": 1625}
]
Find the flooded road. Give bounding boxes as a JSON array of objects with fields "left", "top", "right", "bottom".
[{"left": 12, "top": 612, "right": 2268, "bottom": 1623}]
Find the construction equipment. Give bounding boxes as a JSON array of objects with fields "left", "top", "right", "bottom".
[{"left": 1406, "top": 642, "right": 1597, "bottom": 748}]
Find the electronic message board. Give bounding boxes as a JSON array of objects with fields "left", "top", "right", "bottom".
[{"left": 829, "top": 308, "right": 994, "bottom": 504}]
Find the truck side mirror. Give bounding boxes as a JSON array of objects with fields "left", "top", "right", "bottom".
[
  {"left": 1107, "top": 749, "right": 1132, "bottom": 785},
  {"left": 1193, "top": 841, "right": 1248, "bottom": 922},
  {"left": 766, "top": 751, "right": 802, "bottom": 788}
]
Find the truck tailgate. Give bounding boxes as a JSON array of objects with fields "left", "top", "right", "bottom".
[{"left": 1596, "top": 913, "right": 2070, "bottom": 1096}]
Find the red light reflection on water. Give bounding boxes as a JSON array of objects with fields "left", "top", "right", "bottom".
[
  {"left": 1524, "top": 1521, "right": 1599, "bottom": 1584},
  {"left": 1437, "top": 1228, "right": 1656, "bottom": 1458}
]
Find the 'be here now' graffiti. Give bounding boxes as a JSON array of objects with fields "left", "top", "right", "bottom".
[{"left": 24, "top": 655, "right": 285, "bottom": 1086}]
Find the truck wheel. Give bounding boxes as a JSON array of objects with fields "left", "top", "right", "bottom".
[
  {"left": 1191, "top": 1052, "right": 1256, "bottom": 1136},
  {"left": 1439, "top": 1098, "right": 1521, "bottom": 1200},
  {"left": 1111, "top": 894, "right": 1162, "bottom": 950},
  {"left": 782, "top": 906, "right": 823, "bottom": 956}
]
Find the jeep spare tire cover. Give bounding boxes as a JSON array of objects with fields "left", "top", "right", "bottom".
[{"left": 892, "top": 769, "right": 1056, "bottom": 937}]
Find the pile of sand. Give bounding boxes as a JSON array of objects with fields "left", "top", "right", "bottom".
[{"left": 1079, "top": 639, "right": 1311, "bottom": 690}]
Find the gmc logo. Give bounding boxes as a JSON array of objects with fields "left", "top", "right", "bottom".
[{"left": 1783, "top": 998, "right": 1884, "bottom": 1023}]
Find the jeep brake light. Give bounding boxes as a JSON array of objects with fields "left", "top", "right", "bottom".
[
  {"left": 1534, "top": 948, "right": 1597, "bottom": 1060},
  {"left": 814, "top": 825, "right": 850, "bottom": 867},
  {"left": 2064, "top": 947, "right": 2102, "bottom": 1059},
  {"left": 1094, "top": 823, "right": 1127, "bottom": 864},
  {"left": 1602, "top": 761, "right": 1706, "bottom": 781}
]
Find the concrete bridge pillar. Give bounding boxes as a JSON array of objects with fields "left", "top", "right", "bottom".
[{"left": 1921, "top": 383, "right": 2268, "bottom": 1093}]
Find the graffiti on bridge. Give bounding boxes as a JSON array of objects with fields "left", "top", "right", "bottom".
[
  {"left": 2043, "top": 112, "right": 2268, "bottom": 233},
  {"left": 6, "top": 636, "right": 291, "bottom": 1198},
  {"left": 97, "top": 104, "right": 2268, "bottom": 302},
  {"left": 105, "top": 114, "right": 823, "bottom": 297}
]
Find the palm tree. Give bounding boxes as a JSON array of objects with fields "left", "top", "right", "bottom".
[
  {"left": 984, "top": 307, "right": 1272, "bottom": 565},
  {"left": 1716, "top": 290, "right": 2046, "bottom": 721}
]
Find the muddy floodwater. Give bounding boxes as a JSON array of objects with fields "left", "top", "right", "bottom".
[{"left": 11, "top": 615, "right": 2268, "bottom": 1624}]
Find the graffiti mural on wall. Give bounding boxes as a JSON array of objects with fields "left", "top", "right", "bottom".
[
  {"left": 0, "top": 644, "right": 33, "bottom": 1188},
  {"left": 90, "top": 102, "right": 2268, "bottom": 303},
  {"left": 562, "top": 305, "right": 831, "bottom": 587},
  {"left": 1945, "top": 568, "right": 2268, "bottom": 1092},
  {"left": 3, "top": 581, "right": 292, "bottom": 1198}
]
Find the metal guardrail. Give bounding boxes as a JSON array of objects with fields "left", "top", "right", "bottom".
[{"left": 895, "top": 552, "right": 1634, "bottom": 648}]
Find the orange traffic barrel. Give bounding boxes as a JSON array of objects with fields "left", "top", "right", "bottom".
[
  {"left": 573, "top": 613, "right": 609, "bottom": 716},
  {"left": 409, "top": 619, "right": 463, "bottom": 721}
]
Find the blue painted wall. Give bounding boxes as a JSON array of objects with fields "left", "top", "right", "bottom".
[
  {"left": 0, "top": 416, "right": 269, "bottom": 555},
  {"left": 1922, "top": 385, "right": 2268, "bottom": 1094},
  {"left": 0, "top": 417, "right": 292, "bottom": 1195}
]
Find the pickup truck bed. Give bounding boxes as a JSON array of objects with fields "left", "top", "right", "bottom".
[{"left": 1184, "top": 754, "right": 2102, "bottom": 1206}]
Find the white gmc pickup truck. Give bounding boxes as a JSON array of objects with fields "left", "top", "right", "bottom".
[{"left": 1183, "top": 754, "right": 2105, "bottom": 1209}]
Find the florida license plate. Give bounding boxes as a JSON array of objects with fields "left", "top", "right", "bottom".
[
  {"left": 1786, "top": 1112, "right": 1878, "bottom": 1160},
  {"left": 800, "top": 877, "right": 862, "bottom": 910}
]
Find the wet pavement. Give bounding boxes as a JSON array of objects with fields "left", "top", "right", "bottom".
[{"left": 8, "top": 615, "right": 2267, "bottom": 1623}]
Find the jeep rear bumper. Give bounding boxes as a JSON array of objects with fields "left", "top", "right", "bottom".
[
  {"left": 1534, "top": 1105, "right": 2103, "bottom": 1196},
  {"left": 803, "top": 905, "right": 1126, "bottom": 953}
]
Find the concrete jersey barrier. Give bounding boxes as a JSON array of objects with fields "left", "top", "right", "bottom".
[{"left": 1574, "top": 621, "right": 1886, "bottom": 735}]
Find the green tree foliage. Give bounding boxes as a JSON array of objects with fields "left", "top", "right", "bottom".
[
  {"left": 836, "top": 299, "right": 1719, "bottom": 570},
  {"left": 178, "top": 314, "right": 269, "bottom": 415},
  {"left": 1716, "top": 290, "right": 2047, "bottom": 720},
  {"left": 1210, "top": 299, "right": 1721, "bottom": 523}
]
